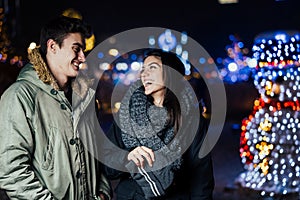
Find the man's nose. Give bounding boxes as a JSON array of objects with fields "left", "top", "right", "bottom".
[{"left": 78, "top": 50, "right": 86, "bottom": 62}]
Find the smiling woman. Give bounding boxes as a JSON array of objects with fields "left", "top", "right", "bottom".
[
  {"left": 102, "top": 48, "right": 215, "bottom": 200},
  {"left": 140, "top": 53, "right": 165, "bottom": 105}
]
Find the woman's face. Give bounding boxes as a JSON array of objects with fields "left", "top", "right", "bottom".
[{"left": 141, "top": 55, "right": 165, "bottom": 95}]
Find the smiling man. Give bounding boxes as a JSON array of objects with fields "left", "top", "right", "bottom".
[{"left": 0, "top": 16, "right": 112, "bottom": 200}]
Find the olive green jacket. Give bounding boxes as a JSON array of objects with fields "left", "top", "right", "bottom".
[{"left": 0, "top": 64, "right": 112, "bottom": 199}]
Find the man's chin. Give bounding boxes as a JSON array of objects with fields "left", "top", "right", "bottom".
[{"left": 70, "top": 71, "right": 79, "bottom": 78}]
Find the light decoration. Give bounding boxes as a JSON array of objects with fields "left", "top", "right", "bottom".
[
  {"left": 218, "top": 0, "right": 238, "bottom": 3},
  {"left": 218, "top": 34, "right": 257, "bottom": 84},
  {"left": 0, "top": 4, "right": 23, "bottom": 67},
  {"left": 158, "top": 29, "right": 177, "bottom": 51},
  {"left": 236, "top": 30, "right": 300, "bottom": 198},
  {"left": 62, "top": 8, "right": 95, "bottom": 52}
]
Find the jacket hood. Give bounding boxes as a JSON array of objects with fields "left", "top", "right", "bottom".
[{"left": 17, "top": 63, "right": 54, "bottom": 93}]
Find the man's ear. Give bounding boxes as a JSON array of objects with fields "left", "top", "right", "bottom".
[{"left": 47, "top": 39, "right": 57, "bottom": 53}]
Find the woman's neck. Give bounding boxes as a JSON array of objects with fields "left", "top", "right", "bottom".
[{"left": 152, "top": 89, "right": 165, "bottom": 107}]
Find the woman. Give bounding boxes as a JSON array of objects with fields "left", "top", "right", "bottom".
[{"left": 103, "top": 49, "right": 214, "bottom": 199}]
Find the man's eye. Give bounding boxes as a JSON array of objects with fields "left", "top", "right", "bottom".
[{"left": 73, "top": 46, "right": 81, "bottom": 53}]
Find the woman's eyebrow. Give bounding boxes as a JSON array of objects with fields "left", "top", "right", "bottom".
[{"left": 145, "top": 62, "right": 161, "bottom": 67}]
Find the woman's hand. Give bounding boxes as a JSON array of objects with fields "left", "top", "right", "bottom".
[
  {"left": 99, "top": 193, "right": 107, "bottom": 200},
  {"left": 127, "top": 146, "right": 155, "bottom": 168}
]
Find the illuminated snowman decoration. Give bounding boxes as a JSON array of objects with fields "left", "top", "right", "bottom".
[{"left": 237, "top": 31, "right": 300, "bottom": 198}]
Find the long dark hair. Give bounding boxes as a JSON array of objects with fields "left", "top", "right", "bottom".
[{"left": 142, "top": 49, "right": 186, "bottom": 133}]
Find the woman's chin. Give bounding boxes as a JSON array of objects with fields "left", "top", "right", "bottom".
[{"left": 144, "top": 90, "right": 151, "bottom": 95}]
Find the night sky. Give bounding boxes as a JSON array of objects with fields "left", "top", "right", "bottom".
[{"left": 9, "top": 0, "right": 300, "bottom": 60}]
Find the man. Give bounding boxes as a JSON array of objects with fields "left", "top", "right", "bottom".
[{"left": 0, "top": 16, "right": 112, "bottom": 200}]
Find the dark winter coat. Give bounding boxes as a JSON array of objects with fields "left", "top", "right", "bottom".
[{"left": 102, "top": 81, "right": 215, "bottom": 200}]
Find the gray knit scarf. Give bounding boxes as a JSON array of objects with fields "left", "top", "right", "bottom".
[
  {"left": 119, "top": 80, "right": 183, "bottom": 169},
  {"left": 119, "top": 80, "right": 183, "bottom": 198}
]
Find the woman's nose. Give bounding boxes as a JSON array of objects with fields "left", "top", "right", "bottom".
[{"left": 142, "top": 67, "right": 151, "bottom": 75}]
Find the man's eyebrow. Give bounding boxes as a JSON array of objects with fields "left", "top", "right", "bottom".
[{"left": 73, "top": 42, "right": 84, "bottom": 49}]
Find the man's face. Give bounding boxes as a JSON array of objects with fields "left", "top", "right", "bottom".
[{"left": 49, "top": 33, "right": 86, "bottom": 81}]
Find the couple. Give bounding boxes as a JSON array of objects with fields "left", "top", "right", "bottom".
[{"left": 0, "top": 15, "right": 214, "bottom": 200}]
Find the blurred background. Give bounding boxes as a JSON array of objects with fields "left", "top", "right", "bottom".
[{"left": 1, "top": 0, "right": 300, "bottom": 199}]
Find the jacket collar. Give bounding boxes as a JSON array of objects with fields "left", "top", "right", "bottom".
[
  {"left": 18, "top": 48, "right": 96, "bottom": 110},
  {"left": 27, "top": 46, "right": 60, "bottom": 90}
]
